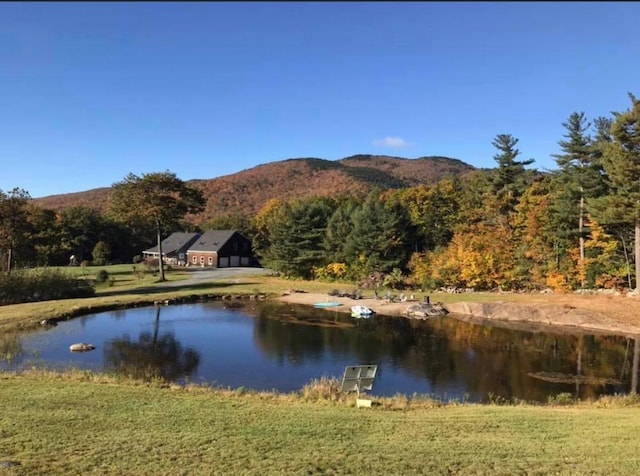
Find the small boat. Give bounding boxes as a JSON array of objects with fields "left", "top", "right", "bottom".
[
  {"left": 351, "top": 305, "right": 373, "bottom": 318},
  {"left": 314, "top": 302, "right": 343, "bottom": 308},
  {"left": 69, "top": 343, "right": 96, "bottom": 352}
]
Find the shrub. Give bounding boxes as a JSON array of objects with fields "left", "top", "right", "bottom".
[
  {"left": 92, "top": 241, "right": 111, "bottom": 266},
  {"left": 383, "top": 268, "right": 406, "bottom": 290},
  {"left": 145, "top": 259, "right": 159, "bottom": 270},
  {"left": 0, "top": 269, "right": 95, "bottom": 305},
  {"left": 546, "top": 271, "right": 572, "bottom": 293},
  {"left": 312, "top": 262, "right": 348, "bottom": 281},
  {"left": 548, "top": 392, "right": 575, "bottom": 406},
  {"left": 96, "top": 269, "right": 109, "bottom": 283},
  {"left": 300, "top": 376, "right": 343, "bottom": 402}
]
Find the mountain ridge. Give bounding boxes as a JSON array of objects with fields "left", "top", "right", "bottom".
[{"left": 33, "top": 154, "right": 476, "bottom": 223}]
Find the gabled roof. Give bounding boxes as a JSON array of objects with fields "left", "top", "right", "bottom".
[
  {"left": 143, "top": 232, "right": 201, "bottom": 255},
  {"left": 188, "top": 230, "right": 243, "bottom": 253}
]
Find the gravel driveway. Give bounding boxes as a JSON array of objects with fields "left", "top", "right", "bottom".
[{"left": 157, "top": 266, "right": 275, "bottom": 288}]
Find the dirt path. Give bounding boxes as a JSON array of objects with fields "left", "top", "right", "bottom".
[{"left": 276, "top": 290, "right": 640, "bottom": 337}]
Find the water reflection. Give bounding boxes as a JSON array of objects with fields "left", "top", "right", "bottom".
[
  {"left": 251, "top": 303, "right": 638, "bottom": 402},
  {"left": 0, "top": 333, "right": 22, "bottom": 363},
  {"left": 2, "top": 301, "right": 639, "bottom": 403},
  {"left": 104, "top": 307, "right": 200, "bottom": 382}
]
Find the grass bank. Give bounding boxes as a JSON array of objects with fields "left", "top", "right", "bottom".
[
  {"left": 0, "top": 266, "right": 292, "bottom": 333},
  {"left": 2, "top": 371, "right": 640, "bottom": 475}
]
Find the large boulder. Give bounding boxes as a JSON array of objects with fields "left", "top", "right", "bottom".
[{"left": 404, "top": 302, "right": 448, "bottom": 319}]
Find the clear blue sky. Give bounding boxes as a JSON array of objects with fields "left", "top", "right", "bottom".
[{"left": 2, "top": 2, "right": 639, "bottom": 198}]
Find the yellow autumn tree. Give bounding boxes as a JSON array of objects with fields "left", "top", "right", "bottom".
[
  {"left": 428, "top": 223, "right": 517, "bottom": 290},
  {"left": 512, "top": 179, "right": 556, "bottom": 289},
  {"left": 581, "top": 219, "right": 622, "bottom": 288}
]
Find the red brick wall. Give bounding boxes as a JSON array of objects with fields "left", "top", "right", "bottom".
[{"left": 187, "top": 252, "right": 218, "bottom": 267}]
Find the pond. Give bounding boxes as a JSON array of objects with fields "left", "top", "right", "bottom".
[{"left": 1, "top": 300, "right": 638, "bottom": 403}]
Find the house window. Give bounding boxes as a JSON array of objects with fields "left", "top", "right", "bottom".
[
  {"left": 208, "top": 256, "right": 213, "bottom": 265},
  {"left": 179, "top": 253, "right": 184, "bottom": 259},
  {"left": 200, "top": 256, "right": 204, "bottom": 264},
  {"left": 192, "top": 256, "right": 197, "bottom": 264}
]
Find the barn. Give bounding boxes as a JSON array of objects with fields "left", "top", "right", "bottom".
[{"left": 186, "top": 230, "right": 253, "bottom": 268}]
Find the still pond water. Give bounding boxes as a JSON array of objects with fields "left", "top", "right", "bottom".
[{"left": 2, "top": 300, "right": 638, "bottom": 403}]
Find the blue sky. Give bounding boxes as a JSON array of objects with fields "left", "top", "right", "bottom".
[{"left": 1, "top": 2, "right": 639, "bottom": 198}]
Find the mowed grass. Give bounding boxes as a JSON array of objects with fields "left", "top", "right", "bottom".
[{"left": 2, "top": 372, "right": 640, "bottom": 475}]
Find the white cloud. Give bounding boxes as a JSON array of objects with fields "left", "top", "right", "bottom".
[{"left": 372, "top": 136, "right": 411, "bottom": 148}]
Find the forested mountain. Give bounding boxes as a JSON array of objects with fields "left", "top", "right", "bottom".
[
  {"left": 33, "top": 155, "right": 475, "bottom": 223},
  {"left": 9, "top": 93, "right": 638, "bottom": 293}
]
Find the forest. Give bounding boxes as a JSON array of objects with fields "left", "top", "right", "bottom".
[{"left": 1, "top": 92, "right": 639, "bottom": 293}]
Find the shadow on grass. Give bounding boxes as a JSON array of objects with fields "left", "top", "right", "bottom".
[{"left": 95, "top": 281, "right": 263, "bottom": 298}]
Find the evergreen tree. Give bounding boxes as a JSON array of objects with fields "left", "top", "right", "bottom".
[
  {"left": 550, "top": 112, "right": 607, "bottom": 286},
  {"left": 491, "top": 134, "right": 535, "bottom": 216},
  {"left": 589, "top": 93, "right": 640, "bottom": 290},
  {"left": 344, "top": 190, "right": 413, "bottom": 278},
  {"left": 323, "top": 197, "right": 359, "bottom": 263},
  {"left": 262, "top": 198, "right": 334, "bottom": 279}
]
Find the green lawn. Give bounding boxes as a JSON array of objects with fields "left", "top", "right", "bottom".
[{"left": 2, "top": 371, "right": 640, "bottom": 475}]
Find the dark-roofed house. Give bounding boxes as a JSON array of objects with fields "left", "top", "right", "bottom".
[
  {"left": 142, "top": 232, "right": 201, "bottom": 266},
  {"left": 187, "top": 230, "right": 253, "bottom": 268}
]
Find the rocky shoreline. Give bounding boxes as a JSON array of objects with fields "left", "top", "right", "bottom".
[{"left": 276, "top": 291, "right": 640, "bottom": 338}]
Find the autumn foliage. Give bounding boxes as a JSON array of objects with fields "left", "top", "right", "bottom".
[{"left": 5, "top": 94, "right": 640, "bottom": 291}]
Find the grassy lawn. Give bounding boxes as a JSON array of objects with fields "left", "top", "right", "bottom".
[{"left": 2, "top": 371, "right": 640, "bottom": 475}]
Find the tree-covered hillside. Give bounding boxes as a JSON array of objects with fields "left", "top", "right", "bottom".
[{"left": 3, "top": 93, "right": 640, "bottom": 293}]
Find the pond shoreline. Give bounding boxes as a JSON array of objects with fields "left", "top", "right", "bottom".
[
  {"left": 5, "top": 277, "right": 640, "bottom": 339},
  {"left": 276, "top": 291, "right": 640, "bottom": 338},
  {"left": 7, "top": 293, "right": 271, "bottom": 333}
]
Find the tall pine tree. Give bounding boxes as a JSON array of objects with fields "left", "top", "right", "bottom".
[
  {"left": 550, "top": 112, "right": 606, "bottom": 287},
  {"left": 590, "top": 93, "right": 640, "bottom": 291},
  {"left": 491, "top": 134, "right": 535, "bottom": 217}
]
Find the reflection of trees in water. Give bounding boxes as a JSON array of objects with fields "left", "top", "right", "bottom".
[
  {"left": 428, "top": 318, "right": 632, "bottom": 401},
  {"left": 103, "top": 307, "right": 200, "bottom": 382},
  {"left": 0, "top": 333, "right": 22, "bottom": 363},
  {"left": 253, "top": 302, "right": 405, "bottom": 365},
  {"left": 252, "top": 302, "right": 636, "bottom": 401}
]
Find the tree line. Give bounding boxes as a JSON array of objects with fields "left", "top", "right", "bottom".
[{"left": 1, "top": 92, "right": 639, "bottom": 292}]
